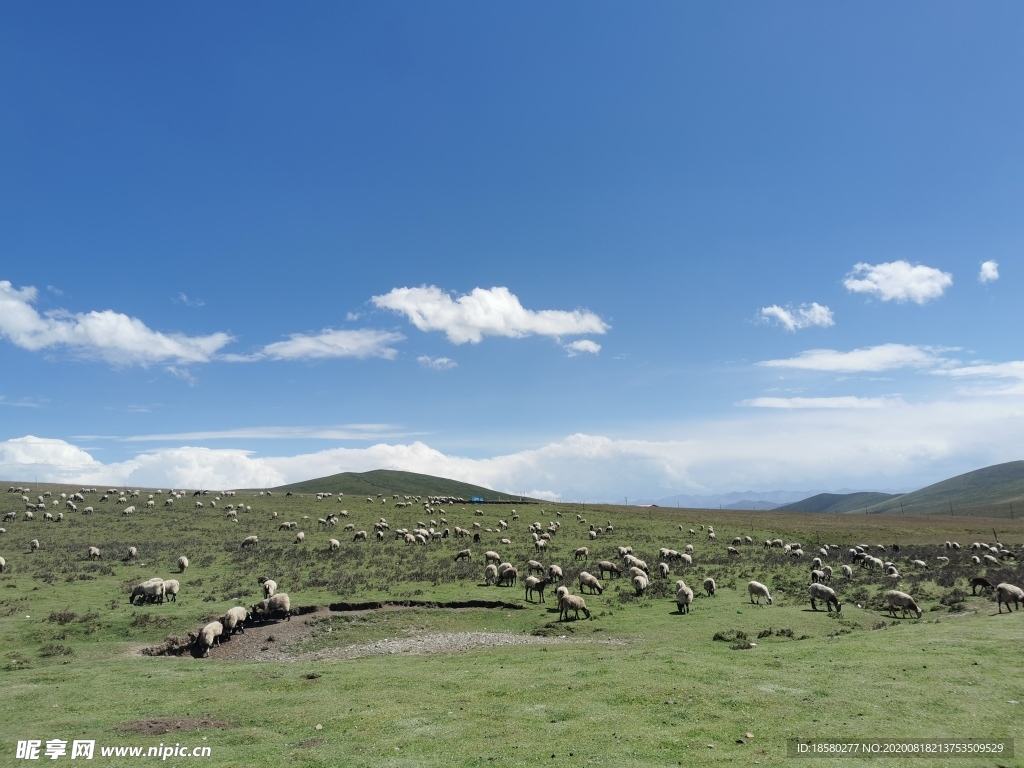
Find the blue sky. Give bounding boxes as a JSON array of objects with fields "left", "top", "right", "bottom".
[{"left": 1, "top": 4, "right": 1022, "bottom": 500}]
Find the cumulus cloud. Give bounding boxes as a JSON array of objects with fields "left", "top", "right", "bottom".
[
  {"left": 844, "top": 261, "right": 952, "bottom": 304},
  {"left": 759, "top": 343, "right": 952, "bottom": 372},
  {"left": 372, "top": 285, "right": 610, "bottom": 344},
  {"left": 417, "top": 356, "right": 457, "bottom": 370},
  {"left": 117, "top": 424, "right": 415, "bottom": 441},
  {"left": 177, "top": 292, "right": 204, "bottom": 307},
  {"left": 758, "top": 303, "right": 834, "bottom": 331},
  {"left": 7, "top": 395, "right": 1024, "bottom": 499},
  {"left": 740, "top": 396, "right": 898, "bottom": 409},
  {"left": 227, "top": 328, "right": 405, "bottom": 362},
  {"left": 564, "top": 340, "right": 601, "bottom": 357},
  {"left": 979, "top": 260, "right": 999, "bottom": 283},
  {"left": 0, "top": 281, "right": 234, "bottom": 365}
]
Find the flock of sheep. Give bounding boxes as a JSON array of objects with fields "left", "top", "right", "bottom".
[{"left": 3, "top": 485, "right": 1023, "bottom": 661}]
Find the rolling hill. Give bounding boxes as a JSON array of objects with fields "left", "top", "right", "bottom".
[
  {"left": 782, "top": 491, "right": 899, "bottom": 514},
  {"left": 859, "top": 460, "right": 1024, "bottom": 516},
  {"left": 266, "top": 469, "right": 534, "bottom": 502}
]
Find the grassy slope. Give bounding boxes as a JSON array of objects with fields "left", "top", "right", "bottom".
[
  {"left": 0, "top": 492, "right": 1022, "bottom": 766},
  {"left": 266, "top": 469, "right": 532, "bottom": 501},
  {"left": 784, "top": 492, "right": 899, "bottom": 514},
  {"left": 861, "top": 460, "right": 1024, "bottom": 516}
]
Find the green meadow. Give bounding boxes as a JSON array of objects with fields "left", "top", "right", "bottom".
[{"left": 1, "top": 485, "right": 1022, "bottom": 767}]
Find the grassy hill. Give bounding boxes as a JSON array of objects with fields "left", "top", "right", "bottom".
[
  {"left": 782, "top": 491, "right": 899, "bottom": 514},
  {"left": 266, "top": 469, "right": 533, "bottom": 502},
  {"left": 859, "top": 460, "right": 1024, "bottom": 516}
]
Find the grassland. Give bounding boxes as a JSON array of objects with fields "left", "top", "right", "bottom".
[{"left": 1, "top": 484, "right": 1023, "bottom": 767}]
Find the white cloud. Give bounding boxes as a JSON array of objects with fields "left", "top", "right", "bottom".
[
  {"left": 935, "top": 361, "right": 1024, "bottom": 380},
  {"left": 844, "top": 261, "right": 953, "bottom": 304},
  {"left": 372, "top": 285, "right": 610, "bottom": 344},
  {"left": 758, "top": 303, "right": 834, "bottom": 331},
  {"left": 177, "top": 292, "right": 205, "bottom": 307},
  {"left": 119, "top": 425, "right": 416, "bottom": 441},
  {"left": 346, "top": 312, "right": 362, "bottom": 321},
  {"left": 740, "top": 396, "right": 898, "bottom": 409},
  {"left": 417, "top": 355, "right": 457, "bottom": 370},
  {"left": 7, "top": 395, "right": 1024, "bottom": 499},
  {"left": 979, "top": 260, "right": 999, "bottom": 283},
  {"left": 564, "top": 340, "right": 601, "bottom": 357},
  {"left": 0, "top": 280, "right": 233, "bottom": 365},
  {"left": 759, "top": 343, "right": 952, "bottom": 372},
  {"left": 227, "top": 328, "right": 405, "bottom": 362}
]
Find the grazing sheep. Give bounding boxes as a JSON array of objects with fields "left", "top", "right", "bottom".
[
  {"left": 996, "top": 583, "right": 1024, "bottom": 613},
  {"left": 326, "top": 538, "right": 341, "bottom": 552},
  {"left": 810, "top": 569, "right": 826, "bottom": 584},
  {"left": 524, "top": 576, "right": 548, "bottom": 602},
  {"left": 241, "top": 535, "right": 259, "bottom": 549},
  {"left": 526, "top": 559, "right": 544, "bottom": 575},
  {"left": 808, "top": 583, "right": 841, "bottom": 612},
  {"left": 684, "top": 544, "right": 694, "bottom": 554},
  {"left": 574, "top": 547, "right": 589, "bottom": 561},
  {"left": 252, "top": 593, "right": 291, "bottom": 622},
  {"left": 222, "top": 606, "right": 249, "bottom": 635},
  {"left": 578, "top": 571, "right": 603, "bottom": 595},
  {"left": 484, "top": 564, "right": 499, "bottom": 585},
  {"left": 658, "top": 562, "right": 670, "bottom": 578},
  {"left": 558, "top": 593, "right": 591, "bottom": 621},
  {"left": 675, "top": 581, "right": 694, "bottom": 614},
  {"left": 632, "top": 574, "right": 649, "bottom": 596},
  {"left": 727, "top": 546, "right": 740, "bottom": 557},
  {"left": 598, "top": 560, "right": 621, "bottom": 579},
  {"left": 294, "top": 531, "right": 306, "bottom": 544},
  {"left": 29, "top": 539, "right": 40, "bottom": 552},
  {"left": 0, "top": 556, "right": 5, "bottom": 572},
  {"left": 454, "top": 549, "right": 472, "bottom": 562},
  {"left": 747, "top": 581, "right": 773, "bottom": 605},
  {"left": 912, "top": 559, "right": 927, "bottom": 569},
  {"left": 162, "top": 579, "right": 180, "bottom": 602},
  {"left": 497, "top": 565, "right": 518, "bottom": 587},
  {"left": 983, "top": 554, "right": 999, "bottom": 566},
  {"left": 353, "top": 530, "right": 368, "bottom": 542},
  {"left": 126, "top": 546, "right": 138, "bottom": 560},
  {"left": 970, "top": 577, "right": 993, "bottom": 595},
  {"left": 191, "top": 620, "right": 223, "bottom": 657},
  {"left": 703, "top": 577, "right": 715, "bottom": 597},
  {"left": 547, "top": 564, "right": 563, "bottom": 582},
  {"left": 177, "top": 556, "right": 189, "bottom": 573},
  {"left": 262, "top": 579, "right": 278, "bottom": 598},
  {"left": 87, "top": 546, "right": 102, "bottom": 560},
  {"left": 130, "top": 578, "right": 165, "bottom": 605},
  {"left": 885, "top": 590, "right": 922, "bottom": 619},
  {"left": 484, "top": 551, "right": 501, "bottom": 564}
]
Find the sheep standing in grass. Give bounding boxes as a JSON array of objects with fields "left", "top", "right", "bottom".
[
  {"left": 222, "top": 606, "right": 249, "bottom": 635},
  {"left": 29, "top": 539, "right": 40, "bottom": 552},
  {"left": 700, "top": 577, "right": 714, "bottom": 597},
  {"left": 497, "top": 566, "right": 518, "bottom": 587},
  {"left": 126, "top": 546, "right": 138, "bottom": 560},
  {"left": 131, "top": 578, "right": 165, "bottom": 605},
  {"left": 598, "top": 561, "right": 621, "bottom": 579},
  {"left": 632, "top": 573, "right": 649, "bottom": 596},
  {"left": 524, "top": 576, "right": 548, "bottom": 603},
  {"left": 0, "top": 556, "right": 6, "bottom": 572},
  {"left": 454, "top": 549, "right": 472, "bottom": 562},
  {"left": 558, "top": 592, "right": 590, "bottom": 621},
  {"left": 87, "top": 546, "right": 101, "bottom": 560},
  {"left": 578, "top": 571, "right": 603, "bottom": 595},
  {"left": 527, "top": 560, "right": 544, "bottom": 575},
  {"left": 885, "top": 590, "right": 922, "bottom": 619},
  {"left": 676, "top": 581, "right": 694, "bottom": 614},
  {"left": 484, "top": 564, "right": 498, "bottom": 585},
  {"left": 241, "top": 536, "right": 259, "bottom": 549},
  {"left": 162, "top": 579, "right": 180, "bottom": 602},
  {"left": 262, "top": 579, "right": 278, "bottom": 599},
  {"left": 841, "top": 565, "right": 853, "bottom": 580},
  {"left": 970, "top": 577, "right": 993, "bottom": 595},
  {"left": 658, "top": 562, "right": 670, "bottom": 578},
  {"left": 996, "top": 583, "right": 1024, "bottom": 613},
  {"left": 747, "top": 581, "right": 773, "bottom": 605},
  {"left": 191, "top": 621, "right": 223, "bottom": 657},
  {"left": 547, "top": 564, "right": 563, "bottom": 582},
  {"left": 809, "top": 583, "right": 841, "bottom": 612},
  {"left": 177, "top": 556, "right": 189, "bottom": 573}
]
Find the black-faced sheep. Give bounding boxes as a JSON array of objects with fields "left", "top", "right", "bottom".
[
  {"left": 241, "top": 535, "right": 259, "bottom": 549},
  {"left": 454, "top": 549, "right": 472, "bottom": 562},
  {"left": 703, "top": 577, "right": 715, "bottom": 597},
  {"left": 162, "top": 579, "right": 180, "bottom": 602},
  {"left": 747, "top": 581, "right": 772, "bottom": 605},
  {"left": 526, "top": 559, "right": 544, "bottom": 575},
  {"left": 558, "top": 592, "right": 590, "bottom": 621},
  {"left": 524, "top": 576, "right": 548, "bottom": 603},
  {"left": 222, "top": 606, "right": 249, "bottom": 635},
  {"left": 675, "top": 580, "right": 694, "bottom": 614},
  {"left": 885, "top": 590, "right": 922, "bottom": 619},
  {"left": 87, "top": 546, "right": 101, "bottom": 560},
  {"left": 598, "top": 560, "right": 621, "bottom": 579},
  {"left": 808, "top": 583, "right": 841, "bottom": 612},
  {"left": 131, "top": 578, "right": 165, "bottom": 605},
  {"left": 484, "top": 564, "right": 498, "bottom": 585},
  {"left": 191, "top": 620, "right": 223, "bottom": 657},
  {"left": 262, "top": 579, "right": 278, "bottom": 598},
  {"left": 970, "top": 577, "right": 993, "bottom": 595},
  {"left": 578, "top": 571, "right": 603, "bottom": 595},
  {"left": 574, "top": 547, "right": 589, "bottom": 561},
  {"left": 29, "top": 539, "right": 40, "bottom": 552},
  {"left": 252, "top": 593, "right": 291, "bottom": 622},
  {"left": 632, "top": 573, "right": 649, "bottom": 596},
  {"left": 177, "top": 556, "right": 189, "bottom": 573},
  {"left": 547, "top": 564, "right": 563, "bottom": 582},
  {"left": 996, "top": 583, "right": 1024, "bottom": 613}
]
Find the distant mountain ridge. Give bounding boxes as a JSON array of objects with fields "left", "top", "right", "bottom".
[
  {"left": 782, "top": 491, "right": 900, "bottom": 514},
  {"left": 267, "top": 469, "right": 533, "bottom": 502}
]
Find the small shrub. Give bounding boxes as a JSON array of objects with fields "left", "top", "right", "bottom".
[
  {"left": 757, "top": 628, "right": 774, "bottom": 639},
  {"left": 39, "top": 644, "right": 74, "bottom": 657},
  {"left": 774, "top": 628, "right": 794, "bottom": 638},
  {"left": 48, "top": 609, "right": 77, "bottom": 625},
  {"left": 713, "top": 629, "right": 748, "bottom": 643}
]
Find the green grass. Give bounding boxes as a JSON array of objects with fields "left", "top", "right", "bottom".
[{"left": 0, "top": 487, "right": 1023, "bottom": 766}]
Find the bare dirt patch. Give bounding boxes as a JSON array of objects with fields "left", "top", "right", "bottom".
[{"left": 118, "top": 718, "right": 230, "bottom": 735}]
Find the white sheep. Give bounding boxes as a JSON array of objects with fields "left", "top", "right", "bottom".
[
  {"left": 676, "top": 581, "right": 694, "bottom": 614},
  {"left": 29, "top": 539, "right": 40, "bottom": 552},
  {"left": 162, "top": 579, "right": 180, "bottom": 602},
  {"left": 578, "top": 571, "right": 603, "bottom": 595},
  {"left": 810, "top": 569, "right": 826, "bottom": 584},
  {"left": 131, "top": 578, "right": 165, "bottom": 605},
  {"left": 574, "top": 547, "right": 589, "bottom": 561},
  {"left": 252, "top": 593, "right": 291, "bottom": 622},
  {"left": 558, "top": 592, "right": 591, "bottom": 621},
  {"left": 996, "top": 583, "right": 1024, "bottom": 613},
  {"left": 747, "top": 581, "right": 772, "bottom": 605},
  {"left": 885, "top": 590, "right": 922, "bottom": 619},
  {"left": 262, "top": 579, "right": 278, "bottom": 598},
  {"left": 632, "top": 573, "right": 649, "bottom": 596},
  {"left": 191, "top": 620, "right": 223, "bottom": 657},
  {"left": 658, "top": 562, "right": 670, "bottom": 578},
  {"left": 484, "top": 564, "right": 499, "bottom": 585},
  {"left": 126, "top": 546, "right": 138, "bottom": 560},
  {"left": 841, "top": 564, "right": 853, "bottom": 579},
  {"left": 87, "top": 546, "right": 102, "bottom": 560},
  {"left": 547, "top": 564, "right": 563, "bottom": 582},
  {"left": 177, "top": 556, "right": 189, "bottom": 572},
  {"left": 222, "top": 606, "right": 249, "bottom": 635},
  {"left": 241, "top": 535, "right": 259, "bottom": 549},
  {"left": 0, "top": 556, "right": 6, "bottom": 572},
  {"left": 703, "top": 577, "right": 715, "bottom": 597},
  {"left": 808, "top": 583, "right": 841, "bottom": 612},
  {"left": 328, "top": 538, "right": 340, "bottom": 551},
  {"left": 353, "top": 530, "right": 368, "bottom": 541},
  {"left": 294, "top": 531, "right": 306, "bottom": 544}
]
